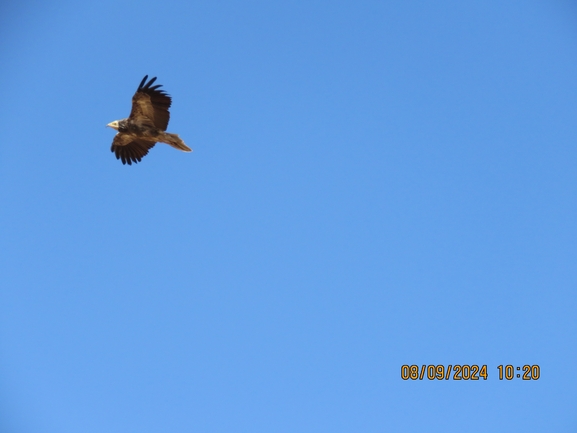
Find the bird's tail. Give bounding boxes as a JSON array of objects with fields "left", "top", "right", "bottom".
[{"left": 162, "top": 132, "right": 192, "bottom": 152}]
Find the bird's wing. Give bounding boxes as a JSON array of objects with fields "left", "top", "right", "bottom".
[
  {"left": 111, "top": 135, "right": 156, "bottom": 165},
  {"left": 129, "top": 75, "right": 172, "bottom": 130}
]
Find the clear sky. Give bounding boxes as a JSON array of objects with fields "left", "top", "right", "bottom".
[{"left": 1, "top": 0, "right": 576, "bottom": 431}]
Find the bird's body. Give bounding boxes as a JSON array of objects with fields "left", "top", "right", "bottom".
[{"left": 107, "top": 75, "right": 191, "bottom": 165}]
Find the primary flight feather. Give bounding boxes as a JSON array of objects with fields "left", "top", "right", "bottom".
[{"left": 107, "top": 75, "right": 191, "bottom": 165}]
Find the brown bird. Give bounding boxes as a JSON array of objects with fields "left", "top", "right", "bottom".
[{"left": 107, "top": 75, "right": 191, "bottom": 165}]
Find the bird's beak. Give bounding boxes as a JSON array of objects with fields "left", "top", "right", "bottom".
[{"left": 107, "top": 121, "right": 119, "bottom": 130}]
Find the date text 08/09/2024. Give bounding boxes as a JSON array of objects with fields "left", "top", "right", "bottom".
[{"left": 400, "top": 365, "right": 541, "bottom": 381}]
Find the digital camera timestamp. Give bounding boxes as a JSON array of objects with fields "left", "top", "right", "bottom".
[{"left": 400, "top": 364, "right": 540, "bottom": 380}]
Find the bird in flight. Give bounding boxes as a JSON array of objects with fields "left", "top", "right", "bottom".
[{"left": 107, "top": 75, "right": 191, "bottom": 165}]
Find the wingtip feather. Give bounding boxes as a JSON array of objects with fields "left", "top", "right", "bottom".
[
  {"left": 145, "top": 76, "right": 157, "bottom": 88},
  {"left": 138, "top": 75, "right": 148, "bottom": 90}
]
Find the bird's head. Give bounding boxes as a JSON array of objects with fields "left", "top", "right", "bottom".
[
  {"left": 107, "top": 120, "right": 120, "bottom": 130},
  {"left": 107, "top": 120, "right": 124, "bottom": 130}
]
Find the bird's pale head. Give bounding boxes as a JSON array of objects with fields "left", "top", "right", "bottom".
[{"left": 107, "top": 120, "right": 121, "bottom": 130}]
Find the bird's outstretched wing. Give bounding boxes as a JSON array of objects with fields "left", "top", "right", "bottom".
[
  {"left": 129, "top": 75, "right": 172, "bottom": 130},
  {"left": 111, "top": 135, "right": 156, "bottom": 165}
]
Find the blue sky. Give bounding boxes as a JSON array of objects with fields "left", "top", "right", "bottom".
[{"left": 1, "top": 0, "right": 576, "bottom": 431}]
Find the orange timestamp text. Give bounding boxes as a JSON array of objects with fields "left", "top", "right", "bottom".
[{"left": 401, "top": 364, "right": 541, "bottom": 380}]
